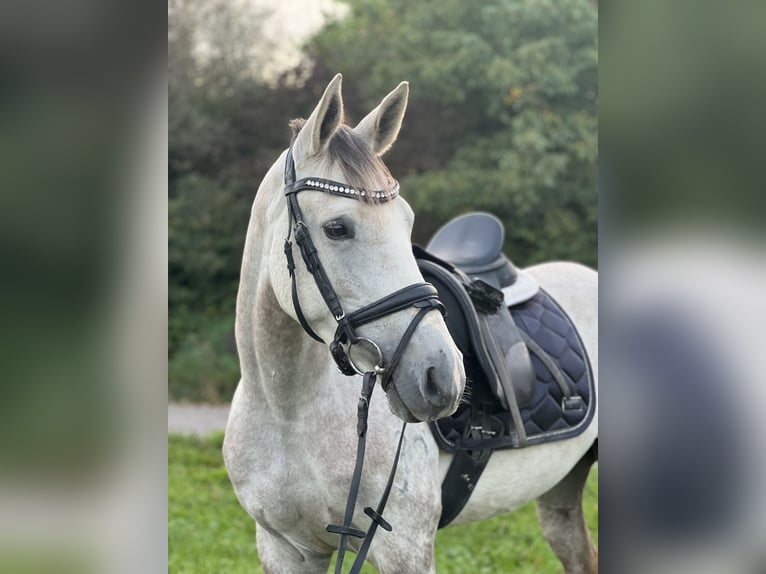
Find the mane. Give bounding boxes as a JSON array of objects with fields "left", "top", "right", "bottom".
[{"left": 289, "top": 120, "right": 394, "bottom": 204}]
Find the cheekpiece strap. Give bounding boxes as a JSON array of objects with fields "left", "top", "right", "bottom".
[{"left": 284, "top": 148, "right": 296, "bottom": 186}]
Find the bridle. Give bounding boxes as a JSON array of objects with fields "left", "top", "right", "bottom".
[
  {"left": 282, "top": 146, "right": 444, "bottom": 384},
  {"left": 281, "top": 146, "right": 446, "bottom": 573}
]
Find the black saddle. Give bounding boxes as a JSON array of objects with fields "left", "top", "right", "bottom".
[
  {"left": 427, "top": 212, "right": 517, "bottom": 289},
  {"left": 414, "top": 212, "right": 595, "bottom": 528},
  {"left": 421, "top": 212, "right": 537, "bottom": 412}
]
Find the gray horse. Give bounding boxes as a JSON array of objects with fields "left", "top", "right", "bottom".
[{"left": 224, "top": 74, "right": 598, "bottom": 573}]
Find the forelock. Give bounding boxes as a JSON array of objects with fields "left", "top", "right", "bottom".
[{"left": 287, "top": 120, "right": 394, "bottom": 204}]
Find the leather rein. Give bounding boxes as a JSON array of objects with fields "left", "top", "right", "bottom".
[{"left": 282, "top": 147, "right": 445, "bottom": 573}]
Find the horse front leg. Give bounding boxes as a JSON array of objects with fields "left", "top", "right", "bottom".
[
  {"left": 255, "top": 522, "right": 331, "bottom": 574},
  {"left": 365, "top": 523, "right": 438, "bottom": 574},
  {"left": 369, "top": 543, "right": 437, "bottom": 574}
]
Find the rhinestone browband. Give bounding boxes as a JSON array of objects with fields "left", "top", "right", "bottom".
[{"left": 289, "top": 176, "right": 400, "bottom": 202}]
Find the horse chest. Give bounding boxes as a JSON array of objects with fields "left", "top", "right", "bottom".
[
  {"left": 252, "top": 477, "right": 324, "bottom": 532},
  {"left": 242, "top": 432, "right": 346, "bottom": 529}
]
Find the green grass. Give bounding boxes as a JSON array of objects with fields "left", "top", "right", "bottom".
[{"left": 169, "top": 433, "right": 597, "bottom": 573}]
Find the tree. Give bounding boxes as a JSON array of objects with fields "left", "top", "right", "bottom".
[{"left": 310, "top": 0, "right": 598, "bottom": 266}]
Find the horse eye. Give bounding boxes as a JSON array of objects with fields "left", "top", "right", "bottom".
[{"left": 323, "top": 220, "right": 353, "bottom": 240}]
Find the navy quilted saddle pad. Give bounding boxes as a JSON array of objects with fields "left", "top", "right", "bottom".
[{"left": 432, "top": 288, "right": 596, "bottom": 450}]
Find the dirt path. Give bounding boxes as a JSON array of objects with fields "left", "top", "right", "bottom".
[{"left": 168, "top": 403, "right": 230, "bottom": 435}]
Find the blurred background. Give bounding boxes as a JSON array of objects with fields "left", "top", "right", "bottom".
[
  {"left": 168, "top": 0, "right": 598, "bottom": 403},
  {"left": 601, "top": 1, "right": 766, "bottom": 572},
  {"left": 2, "top": 0, "right": 765, "bottom": 571}
]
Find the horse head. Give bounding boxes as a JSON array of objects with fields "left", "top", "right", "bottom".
[{"left": 261, "top": 74, "right": 465, "bottom": 422}]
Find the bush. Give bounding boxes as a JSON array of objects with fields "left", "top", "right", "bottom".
[{"left": 169, "top": 314, "right": 240, "bottom": 402}]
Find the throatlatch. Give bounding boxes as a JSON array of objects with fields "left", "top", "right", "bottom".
[{"left": 281, "top": 147, "right": 445, "bottom": 573}]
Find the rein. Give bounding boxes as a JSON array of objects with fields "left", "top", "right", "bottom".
[{"left": 281, "top": 147, "right": 444, "bottom": 572}]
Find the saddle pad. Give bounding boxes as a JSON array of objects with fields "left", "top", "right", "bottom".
[
  {"left": 432, "top": 288, "right": 595, "bottom": 450},
  {"left": 512, "top": 289, "right": 595, "bottom": 444}
]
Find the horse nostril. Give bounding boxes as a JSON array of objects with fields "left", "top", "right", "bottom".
[{"left": 424, "top": 366, "right": 445, "bottom": 407}]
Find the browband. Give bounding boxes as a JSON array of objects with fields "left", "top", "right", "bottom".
[
  {"left": 283, "top": 147, "right": 400, "bottom": 202},
  {"left": 286, "top": 177, "right": 400, "bottom": 202},
  {"left": 282, "top": 146, "right": 443, "bottom": 376}
]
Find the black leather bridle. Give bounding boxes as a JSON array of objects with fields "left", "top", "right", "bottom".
[
  {"left": 281, "top": 147, "right": 445, "bottom": 573},
  {"left": 283, "top": 147, "right": 444, "bottom": 382}
]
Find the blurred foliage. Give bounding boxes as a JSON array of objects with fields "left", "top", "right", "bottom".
[
  {"left": 169, "top": 0, "right": 598, "bottom": 401},
  {"left": 601, "top": 1, "right": 765, "bottom": 231},
  {"left": 169, "top": 314, "right": 240, "bottom": 403},
  {"left": 311, "top": 0, "right": 598, "bottom": 264}
]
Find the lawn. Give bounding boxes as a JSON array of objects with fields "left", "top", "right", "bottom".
[{"left": 169, "top": 433, "right": 597, "bottom": 573}]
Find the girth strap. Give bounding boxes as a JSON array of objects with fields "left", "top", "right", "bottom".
[{"left": 438, "top": 402, "right": 493, "bottom": 528}]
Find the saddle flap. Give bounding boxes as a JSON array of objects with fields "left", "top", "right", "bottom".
[{"left": 481, "top": 310, "right": 536, "bottom": 408}]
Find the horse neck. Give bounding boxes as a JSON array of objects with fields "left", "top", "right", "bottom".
[{"left": 236, "top": 199, "right": 336, "bottom": 422}]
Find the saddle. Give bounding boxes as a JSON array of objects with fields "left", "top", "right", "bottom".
[
  {"left": 425, "top": 212, "right": 540, "bottom": 306},
  {"left": 414, "top": 212, "right": 595, "bottom": 528},
  {"left": 417, "top": 212, "right": 539, "bottom": 419}
]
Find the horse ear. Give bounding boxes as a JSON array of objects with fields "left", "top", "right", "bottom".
[
  {"left": 294, "top": 73, "right": 344, "bottom": 159},
  {"left": 354, "top": 81, "right": 409, "bottom": 156}
]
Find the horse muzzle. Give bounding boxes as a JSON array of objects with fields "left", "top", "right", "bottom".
[{"left": 384, "top": 334, "right": 465, "bottom": 422}]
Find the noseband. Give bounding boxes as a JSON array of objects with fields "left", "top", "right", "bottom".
[
  {"left": 282, "top": 147, "right": 444, "bottom": 385},
  {"left": 281, "top": 146, "right": 445, "bottom": 573}
]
